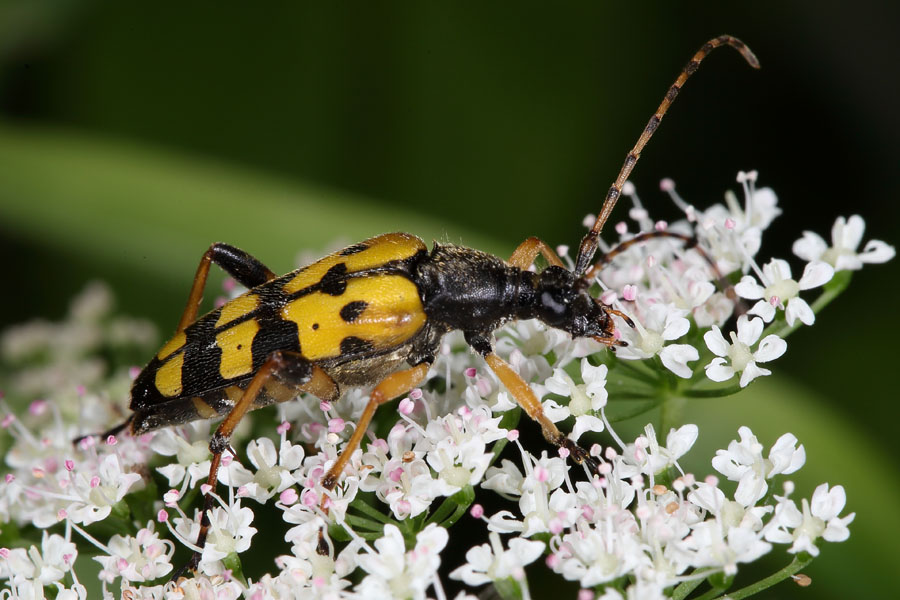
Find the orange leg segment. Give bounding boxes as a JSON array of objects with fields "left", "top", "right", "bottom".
[
  {"left": 176, "top": 243, "right": 278, "bottom": 333},
  {"left": 173, "top": 351, "right": 337, "bottom": 579},
  {"left": 484, "top": 353, "right": 600, "bottom": 472},
  {"left": 508, "top": 236, "right": 566, "bottom": 270},
  {"left": 320, "top": 362, "right": 430, "bottom": 492}
]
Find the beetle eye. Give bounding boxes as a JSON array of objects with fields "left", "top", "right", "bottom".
[{"left": 540, "top": 291, "right": 567, "bottom": 316}]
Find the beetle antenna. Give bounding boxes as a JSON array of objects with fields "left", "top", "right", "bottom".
[{"left": 573, "top": 35, "right": 760, "bottom": 277}]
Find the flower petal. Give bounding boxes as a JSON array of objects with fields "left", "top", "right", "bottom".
[
  {"left": 754, "top": 334, "right": 787, "bottom": 362},
  {"left": 705, "top": 357, "right": 734, "bottom": 382},
  {"left": 860, "top": 239, "right": 896, "bottom": 264},
  {"left": 704, "top": 326, "right": 729, "bottom": 357},
  {"left": 798, "top": 261, "right": 834, "bottom": 290}
]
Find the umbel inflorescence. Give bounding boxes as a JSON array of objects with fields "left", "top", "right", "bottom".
[{"left": 0, "top": 172, "right": 893, "bottom": 599}]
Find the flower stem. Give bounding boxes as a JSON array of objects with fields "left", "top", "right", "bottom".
[
  {"left": 659, "top": 394, "right": 687, "bottom": 435},
  {"left": 710, "top": 555, "right": 814, "bottom": 600},
  {"left": 764, "top": 270, "right": 851, "bottom": 340}
]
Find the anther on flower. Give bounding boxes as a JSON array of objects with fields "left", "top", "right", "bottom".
[
  {"left": 279, "top": 488, "right": 298, "bottom": 505},
  {"left": 398, "top": 397, "right": 415, "bottom": 415}
]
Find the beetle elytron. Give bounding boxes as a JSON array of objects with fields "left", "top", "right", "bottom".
[{"left": 82, "top": 36, "right": 759, "bottom": 573}]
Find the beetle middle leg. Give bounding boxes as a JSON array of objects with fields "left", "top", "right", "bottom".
[{"left": 174, "top": 350, "right": 338, "bottom": 579}]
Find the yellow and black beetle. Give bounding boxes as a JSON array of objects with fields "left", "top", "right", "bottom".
[{"left": 81, "top": 36, "right": 759, "bottom": 573}]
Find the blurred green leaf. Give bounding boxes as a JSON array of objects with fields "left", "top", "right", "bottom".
[{"left": 0, "top": 123, "right": 502, "bottom": 281}]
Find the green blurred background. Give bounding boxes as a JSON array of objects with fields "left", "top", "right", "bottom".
[{"left": 0, "top": 2, "right": 897, "bottom": 597}]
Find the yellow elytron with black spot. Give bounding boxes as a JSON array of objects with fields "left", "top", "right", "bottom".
[{"left": 91, "top": 36, "right": 758, "bottom": 575}]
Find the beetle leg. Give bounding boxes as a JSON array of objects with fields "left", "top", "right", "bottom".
[
  {"left": 177, "top": 243, "right": 278, "bottom": 332},
  {"left": 483, "top": 353, "right": 600, "bottom": 473},
  {"left": 319, "top": 361, "right": 431, "bottom": 493},
  {"left": 312, "top": 361, "right": 430, "bottom": 556},
  {"left": 173, "top": 350, "right": 336, "bottom": 579},
  {"left": 508, "top": 236, "right": 566, "bottom": 270}
]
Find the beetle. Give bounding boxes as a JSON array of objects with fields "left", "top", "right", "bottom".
[{"left": 81, "top": 35, "right": 759, "bottom": 574}]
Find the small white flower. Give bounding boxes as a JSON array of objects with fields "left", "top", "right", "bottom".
[
  {"left": 198, "top": 500, "right": 257, "bottom": 573},
  {"left": 94, "top": 522, "right": 174, "bottom": 583},
  {"left": 449, "top": 531, "right": 544, "bottom": 586},
  {"left": 619, "top": 424, "right": 698, "bottom": 479},
  {"left": 618, "top": 303, "right": 698, "bottom": 379},
  {"left": 764, "top": 483, "right": 855, "bottom": 556},
  {"left": 712, "top": 427, "right": 805, "bottom": 506},
  {"left": 704, "top": 316, "right": 786, "bottom": 387},
  {"left": 684, "top": 519, "right": 772, "bottom": 576},
  {"left": 793, "top": 215, "right": 895, "bottom": 271},
  {"left": 67, "top": 454, "right": 143, "bottom": 525},
  {"left": 356, "top": 523, "right": 448, "bottom": 600},
  {"left": 0, "top": 531, "right": 76, "bottom": 585},
  {"left": 543, "top": 358, "right": 608, "bottom": 441},
  {"left": 735, "top": 258, "right": 833, "bottom": 326},
  {"left": 232, "top": 436, "right": 305, "bottom": 502}
]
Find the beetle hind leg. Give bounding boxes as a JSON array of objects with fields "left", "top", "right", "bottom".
[
  {"left": 172, "top": 350, "right": 338, "bottom": 580},
  {"left": 176, "top": 242, "right": 278, "bottom": 333}
]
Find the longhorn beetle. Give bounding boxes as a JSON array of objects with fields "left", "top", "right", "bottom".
[{"left": 79, "top": 35, "right": 759, "bottom": 575}]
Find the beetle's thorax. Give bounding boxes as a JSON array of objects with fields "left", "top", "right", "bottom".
[{"left": 415, "top": 242, "right": 613, "bottom": 339}]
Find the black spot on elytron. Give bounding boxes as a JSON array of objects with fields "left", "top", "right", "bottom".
[
  {"left": 339, "top": 300, "right": 368, "bottom": 323},
  {"left": 312, "top": 323, "right": 319, "bottom": 330},
  {"left": 237, "top": 344, "right": 242, "bottom": 350},
  {"left": 320, "top": 263, "right": 348, "bottom": 296},
  {"left": 339, "top": 243, "right": 368, "bottom": 256},
  {"left": 340, "top": 336, "right": 374, "bottom": 356}
]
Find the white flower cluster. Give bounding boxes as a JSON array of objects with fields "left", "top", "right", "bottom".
[
  {"left": 465, "top": 424, "right": 853, "bottom": 598},
  {"left": 0, "top": 172, "right": 888, "bottom": 599}
]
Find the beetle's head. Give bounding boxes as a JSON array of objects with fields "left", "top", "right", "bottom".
[{"left": 535, "top": 266, "right": 632, "bottom": 346}]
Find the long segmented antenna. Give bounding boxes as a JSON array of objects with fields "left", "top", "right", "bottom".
[{"left": 573, "top": 35, "right": 760, "bottom": 277}]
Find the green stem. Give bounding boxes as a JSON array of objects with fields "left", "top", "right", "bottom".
[
  {"left": 425, "top": 495, "right": 459, "bottom": 526},
  {"left": 683, "top": 384, "right": 743, "bottom": 398},
  {"left": 440, "top": 500, "right": 470, "bottom": 528},
  {"left": 671, "top": 576, "right": 705, "bottom": 600},
  {"left": 659, "top": 394, "right": 687, "bottom": 434},
  {"left": 693, "top": 585, "right": 727, "bottom": 600},
  {"left": 350, "top": 498, "right": 395, "bottom": 525},
  {"left": 612, "top": 357, "right": 660, "bottom": 382},
  {"left": 344, "top": 513, "right": 389, "bottom": 532},
  {"left": 711, "top": 555, "right": 814, "bottom": 600},
  {"left": 763, "top": 270, "right": 851, "bottom": 340}
]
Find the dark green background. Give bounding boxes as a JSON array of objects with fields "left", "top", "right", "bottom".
[{"left": 0, "top": 2, "right": 897, "bottom": 598}]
